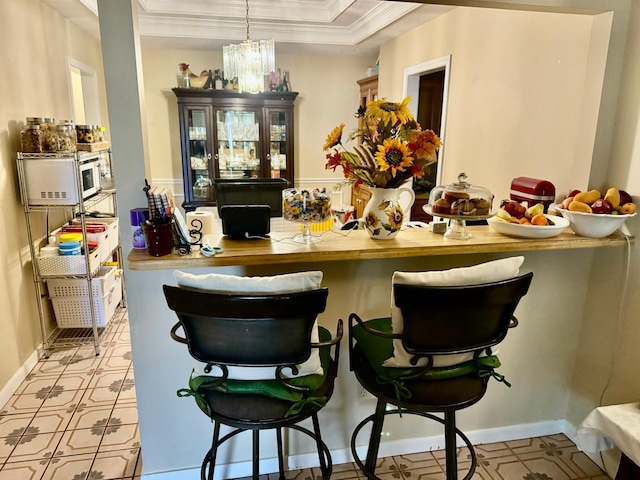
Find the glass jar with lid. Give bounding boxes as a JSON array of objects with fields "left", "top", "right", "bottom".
[
  {"left": 76, "top": 125, "right": 94, "bottom": 143},
  {"left": 59, "top": 120, "right": 77, "bottom": 145},
  {"left": 427, "top": 172, "right": 494, "bottom": 240},
  {"left": 20, "top": 124, "right": 43, "bottom": 153},
  {"left": 41, "top": 118, "right": 55, "bottom": 137},
  {"left": 56, "top": 124, "right": 77, "bottom": 152}
]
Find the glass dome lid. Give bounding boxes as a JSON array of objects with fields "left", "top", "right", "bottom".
[{"left": 427, "top": 172, "right": 494, "bottom": 218}]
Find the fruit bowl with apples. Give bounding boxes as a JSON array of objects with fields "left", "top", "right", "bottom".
[
  {"left": 488, "top": 200, "right": 571, "bottom": 238},
  {"left": 552, "top": 187, "right": 636, "bottom": 238}
]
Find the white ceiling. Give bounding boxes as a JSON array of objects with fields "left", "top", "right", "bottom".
[{"left": 42, "top": 0, "right": 455, "bottom": 56}]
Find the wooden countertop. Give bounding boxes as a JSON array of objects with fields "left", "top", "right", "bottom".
[{"left": 128, "top": 225, "right": 631, "bottom": 270}]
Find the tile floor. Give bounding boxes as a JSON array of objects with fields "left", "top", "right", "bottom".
[{"left": 0, "top": 308, "right": 610, "bottom": 480}]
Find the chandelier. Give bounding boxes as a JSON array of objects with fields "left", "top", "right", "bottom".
[{"left": 223, "top": 0, "right": 275, "bottom": 94}]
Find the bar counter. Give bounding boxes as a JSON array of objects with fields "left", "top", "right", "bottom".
[
  {"left": 125, "top": 221, "right": 633, "bottom": 478},
  {"left": 128, "top": 225, "right": 630, "bottom": 269}
]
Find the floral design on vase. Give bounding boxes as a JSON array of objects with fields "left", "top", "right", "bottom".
[{"left": 362, "top": 186, "right": 415, "bottom": 240}]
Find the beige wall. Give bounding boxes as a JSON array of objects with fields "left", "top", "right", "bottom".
[
  {"left": 0, "top": 0, "right": 107, "bottom": 391},
  {"left": 380, "top": 7, "right": 599, "bottom": 202},
  {"left": 140, "top": 48, "right": 374, "bottom": 189}
]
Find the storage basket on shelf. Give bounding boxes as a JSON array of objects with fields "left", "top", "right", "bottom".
[
  {"left": 37, "top": 245, "right": 101, "bottom": 276},
  {"left": 48, "top": 267, "right": 122, "bottom": 328}
]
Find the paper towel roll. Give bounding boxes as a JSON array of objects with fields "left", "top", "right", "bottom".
[{"left": 186, "top": 211, "right": 215, "bottom": 241}]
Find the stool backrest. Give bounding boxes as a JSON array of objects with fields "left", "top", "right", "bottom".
[
  {"left": 163, "top": 285, "right": 328, "bottom": 367},
  {"left": 394, "top": 272, "right": 533, "bottom": 356}
]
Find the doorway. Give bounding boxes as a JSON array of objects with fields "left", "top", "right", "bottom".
[{"left": 403, "top": 55, "right": 451, "bottom": 220}]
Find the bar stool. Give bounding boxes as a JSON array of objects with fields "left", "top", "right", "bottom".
[
  {"left": 164, "top": 281, "right": 342, "bottom": 480},
  {"left": 349, "top": 265, "right": 533, "bottom": 480}
]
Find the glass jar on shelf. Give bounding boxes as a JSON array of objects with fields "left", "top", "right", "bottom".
[{"left": 20, "top": 124, "right": 43, "bottom": 153}]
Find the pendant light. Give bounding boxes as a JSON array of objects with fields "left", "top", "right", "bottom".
[{"left": 223, "top": 0, "right": 275, "bottom": 94}]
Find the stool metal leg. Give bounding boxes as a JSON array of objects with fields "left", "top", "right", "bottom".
[
  {"left": 203, "top": 421, "right": 221, "bottom": 480},
  {"left": 276, "top": 427, "right": 285, "bottom": 480},
  {"left": 365, "top": 399, "right": 387, "bottom": 472},
  {"left": 444, "top": 411, "right": 458, "bottom": 480},
  {"left": 253, "top": 430, "right": 260, "bottom": 480},
  {"left": 311, "top": 412, "right": 328, "bottom": 475}
]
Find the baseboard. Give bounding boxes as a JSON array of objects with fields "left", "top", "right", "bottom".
[
  {"left": 141, "top": 419, "right": 575, "bottom": 480},
  {"left": 0, "top": 347, "right": 40, "bottom": 408}
]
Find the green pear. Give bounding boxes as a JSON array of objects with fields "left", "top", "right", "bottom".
[{"left": 525, "top": 203, "right": 544, "bottom": 220}]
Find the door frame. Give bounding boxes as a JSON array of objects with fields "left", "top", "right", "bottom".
[{"left": 403, "top": 54, "right": 451, "bottom": 187}]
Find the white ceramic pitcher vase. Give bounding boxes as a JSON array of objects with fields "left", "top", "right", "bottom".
[{"left": 362, "top": 185, "right": 415, "bottom": 240}]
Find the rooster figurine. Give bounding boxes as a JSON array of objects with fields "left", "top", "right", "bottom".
[{"left": 178, "top": 63, "right": 211, "bottom": 89}]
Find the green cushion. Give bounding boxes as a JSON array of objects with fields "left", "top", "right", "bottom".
[
  {"left": 184, "top": 326, "right": 332, "bottom": 404},
  {"left": 351, "top": 317, "right": 502, "bottom": 382}
]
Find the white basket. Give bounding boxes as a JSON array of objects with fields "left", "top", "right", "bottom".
[
  {"left": 47, "top": 266, "right": 117, "bottom": 298},
  {"left": 37, "top": 246, "right": 101, "bottom": 276},
  {"left": 51, "top": 274, "right": 122, "bottom": 328}
]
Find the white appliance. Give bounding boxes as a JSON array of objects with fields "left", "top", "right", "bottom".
[{"left": 22, "top": 157, "right": 101, "bottom": 205}]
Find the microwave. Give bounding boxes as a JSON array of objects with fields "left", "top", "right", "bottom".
[{"left": 22, "top": 157, "right": 102, "bottom": 205}]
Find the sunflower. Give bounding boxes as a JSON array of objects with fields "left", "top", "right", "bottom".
[
  {"left": 386, "top": 205, "right": 404, "bottom": 231},
  {"left": 323, "top": 123, "right": 345, "bottom": 151},
  {"left": 375, "top": 138, "right": 413, "bottom": 177},
  {"left": 366, "top": 97, "right": 413, "bottom": 126}
]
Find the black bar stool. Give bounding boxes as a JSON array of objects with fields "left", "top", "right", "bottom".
[
  {"left": 164, "top": 285, "right": 343, "bottom": 480},
  {"left": 348, "top": 272, "right": 533, "bottom": 480}
]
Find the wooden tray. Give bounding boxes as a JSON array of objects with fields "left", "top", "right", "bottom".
[{"left": 76, "top": 141, "right": 110, "bottom": 152}]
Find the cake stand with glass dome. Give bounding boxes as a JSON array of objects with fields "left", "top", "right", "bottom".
[
  {"left": 282, "top": 188, "right": 331, "bottom": 243},
  {"left": 423, "top": 173, "right": 494, "bottom": 240}
]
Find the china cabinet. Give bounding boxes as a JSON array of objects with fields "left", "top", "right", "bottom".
[
  {"left": 173, "top": 88, "right": 298, "bottom": 211},
  {"left": 17, "top": 148, "right": 125, "bottom": 356}
]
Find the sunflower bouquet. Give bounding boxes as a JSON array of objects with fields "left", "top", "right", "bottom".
[{"left": 324, "top": 96, "right": 442, "bottom": 189}]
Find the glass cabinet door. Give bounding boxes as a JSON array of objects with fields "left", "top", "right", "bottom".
[
  {"left": 268, "top": 110, "right": 289, "bottom": 179},
  {"left": 215, "top": 109, "right": 261, "bottom": 180},
  {"left": 186, "top": 107, "right": 212, "bottom": 202}
]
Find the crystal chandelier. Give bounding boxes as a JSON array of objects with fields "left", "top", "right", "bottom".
[{"left": 223, "top": 0, "right": 275, "bottom": 94}]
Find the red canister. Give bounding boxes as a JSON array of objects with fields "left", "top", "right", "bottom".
[{"left": 510, "top": 177, "right": 556, "bottom": 211}]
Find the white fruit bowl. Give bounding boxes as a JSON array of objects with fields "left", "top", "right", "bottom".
[
  {"left": 487, "top": 214, "right": 570, "bottom": 239},
  {"left": 554, "top": 206, "right": 636, "bottom": 238}
]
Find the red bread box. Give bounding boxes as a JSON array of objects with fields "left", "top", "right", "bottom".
[{"left": 510, "top": 177, "right": 556, "bottom": 211}]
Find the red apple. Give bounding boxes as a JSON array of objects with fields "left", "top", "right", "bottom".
[
  {"left": 591, "top": 199, "right": 613, "bottom": 214},
  {"left": 566, "top": 189, "right": 581, "bottom": 199},
  {"left": 619, "top": 190, "right": 633, "bottom": 206},
  {"left": 500, "top": 199, "right": 526, "bottom": 219}
]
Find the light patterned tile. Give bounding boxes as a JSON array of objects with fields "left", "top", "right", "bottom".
[
  {"left": 311, "top": 461, "right": 360, "bottom": 480},
  {"left": 13, "top": 375, "right": 58, "bottom": 396},
  {"left": 7, "top": 431, "right": 63, "bottom": 464},
  {"left": 554, "top": 446, "right": 604, "bottom": 477},
  {"left": 56, "top": 428, "right": 103, "bottom": 457},
  {"left": 0, "top": 457, "right": 49, "bottom": 480},
  {"left": 29, "top": 410, "right": 74, "bottom": 435},
  {"left": 0, "top": 435, "right": 16, "bottom": 463},
  {"left": 110, "top": 405, "right": 138, "bottom": 425},
  {"left": 116, "top": 384, "right": 137, "bottom": 404},
  {"left": 99, "top": 424, "right": 139, "bottom": 452},
  {"left": 41, "top": 452, "right": 94, "bottom": 480},
  {"left": 39, "top": 388, "right": 85, "bottom": 412},
  {"left": 88, "top": 369, "right": 129, "bottom": 390},
  {"left": 28, "top": 359, "right": 68, "bottom": 376},
  {"left": 0, "top": 414, "right": 33, "bottom": 439},
  {"left": 62, "top": 354, "right": 102, "bottom": 375},
  {"left": 392, "top": 451, "right": 442, "bottom": 477},
  {"left": 505, "top": 436, "right": 548, "bottom": 455},
  {"left": 91, "top": 447, "right": 139, "bottom": 479},
  {"left": 519, "top": 455, "right": 576, "bottom": 480},
  {"left": 53, "top": 372, "right": 93, "bottom": 391},
  {"left": 67, "top": 405, "right": 113, "bottom": 431},
  {"left": 477, "top": 456, "right": 532, "bottom": 480},
  {"left": 0, "top": 395, "right": 44, "bottom": 416},
  {"left": 80, "top": 386, "right": 120, "bottom": 407}
]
